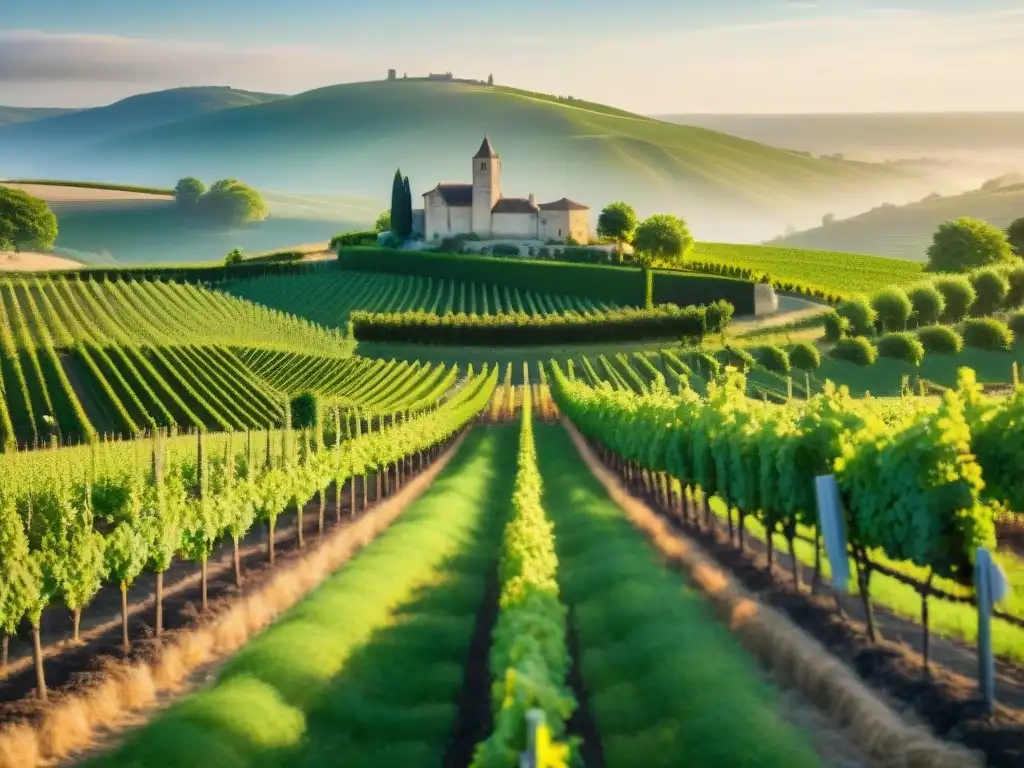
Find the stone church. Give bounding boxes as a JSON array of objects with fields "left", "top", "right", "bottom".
[{"left": 421, "top": 136, "right": 589, "bottom": 244}]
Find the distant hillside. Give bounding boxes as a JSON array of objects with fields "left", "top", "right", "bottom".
[
  {"left": 0, "top": 80, "right": 933, "bottom": 243},
  {"left": 774, "top": 184, "right": 1024, "bottom": 261},
  {"left": 0, "top": 86, "right": 285, "bottom": 150},
  {"left": 0, "top": 106, "right": 79, "bottom": 127}
]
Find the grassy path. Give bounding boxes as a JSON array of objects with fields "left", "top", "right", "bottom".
[
  {"left": 534, "top": 424, "right": 822, "bottom": 768},
  {"left": 81, "top": 427, "right": 517, "bottom": 768}
]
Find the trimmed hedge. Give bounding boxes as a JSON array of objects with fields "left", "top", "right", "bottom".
[
  {"left": 754, "top": 344, "right": 791, "bottom": 374},
  {"left": 823, "top": 310, "right": 850, "bottom": 341},
  {"left": 877, "top": 332, "right": 925, "bottom": 365},
  {"left": 349, "top": 302, "right": 732, "bottom": 346},
  {"left": 830, "top": 337, "right": 878, "bottom": 366},
  {"left": 328, "top": 230, "right": 378, "bottom": 248},
  {"left": 962, "top": 318, "right": 1014, "bottom": 352},
  {"left": 336, "top": 247, "right": 758, "bottom": 315},
  {"left": 917, "top": 325, "right": 964, "bottom": 354},
  {"left": 1009, "top": 311, "right": 1024, "bottom": 338},
  {"left": 788, "top": 341, "right": 821, "bottom": 371}
]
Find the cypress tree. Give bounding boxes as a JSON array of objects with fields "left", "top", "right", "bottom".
[
  {"left": 402, "top": 176, "right": 413, "bottom": 237},
  {"left": 390, "top": 168, "right": 404, "bottom": 235}
]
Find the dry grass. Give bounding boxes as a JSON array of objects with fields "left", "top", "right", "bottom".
[
  {"left": 1, "top": 184, "right": 172, "bottom": 202},
  {"left": 0, "top": 432, "right": 467, "bottom": 768},
  {"left": 0, "top": 251, "right": 84, "bottom": 272},
  {"left": 562, "top": 419, "right": 984, "bottom": 768}
]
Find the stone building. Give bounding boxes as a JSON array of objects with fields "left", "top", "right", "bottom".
[{"left": 420, "top": 136, "right": 589, "bottom": 243}]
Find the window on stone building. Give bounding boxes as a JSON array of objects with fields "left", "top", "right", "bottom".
[{"left": 480, "top": 162, "right": 487, "bottom": 170}]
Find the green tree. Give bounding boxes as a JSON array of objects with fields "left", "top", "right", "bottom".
[
  {"left": 374, "top": 209, "right": 392, "bottom": 232},
  {"left": 390, "top": 168, "right": 405, "bottom": 236},
  {"left": 290, "top": 392, "right": 320, "bottom": 430},
  {"left": 926, "top": 217, "right": 1014, "bottom": 272},
  {"left": 0, "top": 185, "right": 58, "bottom": 251},
  {"left": 633, "top": 214, "right": 693, "bottom": 265},
  {"left": 597, "top": 201, "right": 638, "bottom": 244},
  {"left": 197, "top": 179, "right": 269, "bottom": 227},
  {"left": 174, "top": 177, "right": 206, "bottom": 212},
  {"left": 0, "top": 491, "right": 42, "bottom": 672},
  {"left": 104, "top": 482, "right": 149, "bottom": 654},
  {"left": 225, "top": 247, "right": 244, "bottom": 266},
  {"left": 1007, "top": 217, "right": 1024, "bottom": 257},
  {"left": 402, "top": 176, "right": 414, "bottom": 238},
  {"left": 51, "top": 486, "right": 106, "bottom": 643},
  {"left": 488, "top": 73, "right": 494, "bottom": 86}
]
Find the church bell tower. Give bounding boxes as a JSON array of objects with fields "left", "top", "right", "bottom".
[{"left": 471, "top": 135, "right": 501, "bottom": 237}]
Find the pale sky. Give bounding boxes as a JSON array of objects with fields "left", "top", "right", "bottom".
[{"left": 1, "top": 0, "right": 1021, "bottom": 113}]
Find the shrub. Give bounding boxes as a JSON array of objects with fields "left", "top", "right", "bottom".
[
  {"left": 721, "top": 346, "right": 756, "bottom": 371},
  {"left": 788, "top": 341, "right": 821, "bottom": 371},
  {"left": 755, "top": 344, "right": 791, "bottom": 374},
  {"left": 705, "top": 299, "right": 735, "bottom": 333},
  {"left": 917, "top": 325, "right": 963, "bottom": 354},
  {"left": 970, "top": 267, "right": 1010, "bottom": 315},
  {"left": 877, "top": 332, "right": 925, "bottom": 365},
  {"left": 870, "top": 287, "right": 912, "bottom": 331},
  {"left": 491, "top": 243, "right": 521, "bottom": 257},
  {"left": 1008, "top": 311, "right": 1024, "bottom": 338},
  {"left": 330, "top": 230, "right": 377, "bottom": 249},
  {"left": 962, "top": 318, "right": 1014, "bottom": 352},
  {"left": 823, "top": 310, "right": 849, "bottom": 342},
  {"left": 907, "top": 283, "right": 945, "bottom": 326},
  {"left": 224, "top": 248, "right": 243, "bottom": 266},
  {"left": 290, "top": 392, "right": 320, "bottom": 429},
  {"left": 1003, "top": 262, "right": 1024, "bottom": 307},
  {"left": 837, "top": 297, "right": 877, "bottom": 336},
  {"left": 926, "top": 217, "right": 1015, "bottom": 272},
  {"left": 1006, "top": 217, "right": 1024, "bottom": 257},
  {"left": 830, "top": 337, "right": 878, "bottom": 366},
  {"left": 932, "top": 276, "right": 976, "bottom": 323}
]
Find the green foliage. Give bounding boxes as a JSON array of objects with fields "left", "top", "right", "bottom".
[
  {"left": 337, "top": 247, "right": 759, "bottom": 314},
  {"left": 224, "top": 248, "right": 244, "bottom": 266},
  {"left": 390, "top": 168, "right": 412, "bottom": 239},
  {"left": 349, "top": 303, "right": 731, "bottom": 346},
  {"left": 932, "top": 275, "right": 976, "bottom": 323},
  {"left": 491, "top": 243, "right": 520, "bottom": 257},
  {"left": 374, "top": 209, "right": 391, "bottom": 233},
  {"left": 788, "top": 341, "right": 821, "bottom": 371},
  {"left": 1008, "top": 311, "right": 1024, "bottom": 338},
  {"left": 926, "top": 217, "right": 1015, "bottom": 273},
  {"left": 195, "top": 179, "right": 269, "bottom": 227},
  {"left": 962, "top": 317, "right": 1014, "bottom": 352},
  {"left": 959, "top": 368, "right": 1024, "bottom": 515},
  {"left": 471, "top": 386, "right": 576, "bottom": 766},
  {"left": 329, "top": 230, "right": 378, "bottom": 249},
  {"left": 822, "top": 310, "right": 849, "bottom": 342},
  {"left": 970, "top": 267, "right": 1010, "bottom": 316},
  {"left": 0, "top": 185, "right": 59, "bottom": 251},
  {"left": 870, "top": 287, "right": 912, "bottom": 331},
  {"left": 916, "top": 325, "right": 963, "bottom": 354},
  {"left": 1006, "top": 217, "right": 1024, "bottom": 257},
  {"left": 633, "top": 214, "right": 694, "bottom": 265},
  {"left": 877, "top": 331, "right": 925, "bottom": 366},
  {"left": 173, "top": 177, "right": 205, "bottom": 211},
  {"left": 830, "top": 337, "right": 878, "bottom": 366},
  {"left": 596, "top": 201, "right": 638, "bottom": 243},
  {"left": 1004, "top": 261, "right": 1024, "bottom": 307},
  {"left": 837, "top": 296, "right": 877, "bottom": 337},
  {"left": 755, "top": 344, "right": 791, "bottom": 374},
  {"left": 720, "top": 346, "right": 756, "bottom": 372},
  {"left": 290, "top": 392, "right": 320, "bottom": 430},
  {"left": 907, "top": 283, "right": 946, "bottom": 326}
]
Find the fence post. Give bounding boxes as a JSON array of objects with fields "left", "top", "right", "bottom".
[{"left": 976, "top": 547, "right": 1009, "bottom": 712}]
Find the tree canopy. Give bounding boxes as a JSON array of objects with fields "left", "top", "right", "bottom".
[
  {"left": 633, "top": 213, "right": 693, "bottom": 264},
  {"left": 597, "top": 201, "right": 638, "bottom": 243},
  {"left": 1007, "top": 217, "right": 1024, "bottom": 258},
  {"left": 374, "top": 209, "right": 392, "bottom": 232},
  {"left": 174, "top": 177, "right": 268, "bottom": 227},
  {"left": 926, "top": 217, "right": 1014, "bottom": 272},
  {"left": 174, "top": 177, "right": 205, "bottom": 211},
  {"left": 0, "top": 185, "right": 58, "bottom": 252}
]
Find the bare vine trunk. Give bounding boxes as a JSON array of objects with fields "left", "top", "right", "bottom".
[
  {"left": 32, "top": 622, "right": 46, "bottom": 701},
  {"left": 233, "top": 536, "right": 242, "bottom": 587},
  {"left": 121, "top": 581, "right": 130, "bottom": 654},
  {"left": 73, "top": 607, "right": 82, "bottom": 643},
  {"left": 268, "top": 519, "right": 276, "bottom": 566},
  {"left": 201, "top": 555, "right": 208, "bottom": 612},
  {"left": 156, "top": 571, "right": 164, "bottom": 638}
]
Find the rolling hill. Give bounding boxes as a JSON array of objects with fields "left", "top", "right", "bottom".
[
  {"left": 0, "top": 106, "right": 79, "bottom": 127},
  {"left": 774, "top": 183, "right": 1024, "bottom": 261},
  {"left": 0, "top": 80, "right": 935, "bottom": 243},
  {"left": 0, "top": 86, "right": 285, "bottom": 152}
]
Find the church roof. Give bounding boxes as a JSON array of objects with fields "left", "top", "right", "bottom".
[
  {"left": 473, "top": 135, "right": 499, "bottom": 159},
  {"left": 492, "top": 197, "right": 538, "bottom": 214},
  {"left": 423, "top": 182, "right": 473, "bottom": 206},
  {"left": 538, "top": 197, "right": 589, "bottom": 211}
]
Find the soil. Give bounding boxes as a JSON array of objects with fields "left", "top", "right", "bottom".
[
  {"left": 612, "top": 463, "right": 1024, "bottom": 768},
  {"left": 0, "top": 472, "right": 383, "bottom": 725},
  {"left": 443, "top": 565, "right": 500, "bottom": 768}
]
